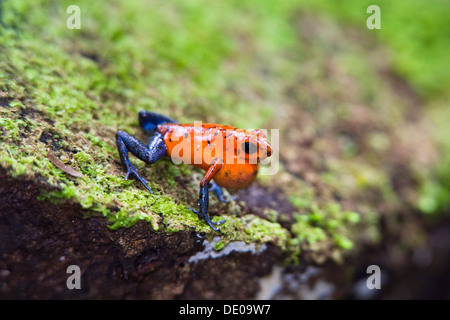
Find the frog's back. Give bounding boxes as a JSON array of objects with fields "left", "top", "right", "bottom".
[{"left": 157, "top": 123, "right": 242, "bottom": 168}]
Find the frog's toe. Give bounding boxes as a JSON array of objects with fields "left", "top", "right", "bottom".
[
  {"left": 125, "top": 168, "right": 153, "bottom": 194},
  {"left": 218, "top": 194, "right": 236, "bottom": 204},
  {"left": 217, "top": 194, "right": 229, "bottom": 203},
  {"left": 141, "top": 182, "right": 154, "bottom": 194},
  {"left": 211, "top": 219, "right": 226, "bottom": 226},
  {"left": 187, "top": 207, "right": 199, "bottom": 214},
  {"left": 207, "top": 218, "right": 225, "bottom": 231},
  {"left": 207, "top": 221, "right": 219, "bottom": 231}
]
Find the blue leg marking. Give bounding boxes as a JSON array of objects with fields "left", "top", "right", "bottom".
[{"left": 116, "top": 130, "right": 167, "bottom": 194}]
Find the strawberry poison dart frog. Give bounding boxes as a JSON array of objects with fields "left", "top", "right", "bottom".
[{"left": 116, "top": 111, "right": 272, "bottom": 231}]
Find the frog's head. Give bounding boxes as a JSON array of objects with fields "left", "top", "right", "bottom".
[{"left": 240, "top": 129, "right": 272, "bottom": 163}]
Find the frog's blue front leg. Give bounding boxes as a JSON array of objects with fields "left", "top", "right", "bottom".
[
  {"left": 187, "top": 161, "right": 226, "bottom": 231},
  {"left": 116, "top": 130, "right": 167, "bottom": 194}
]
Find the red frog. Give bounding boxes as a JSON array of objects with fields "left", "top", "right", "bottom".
[{"left": 116, "top": 111, "right": 272, "bottom": 230}]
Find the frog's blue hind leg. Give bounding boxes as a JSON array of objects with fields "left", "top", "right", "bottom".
[
  {"left": 116, "top": 111, "right": 176, "bottom": 193},
  {"left": 116, "top": 130, "right": 167, "bottom": 194},
  {"left": 208, "top": 181, "right": 235, "bottom": 203}
]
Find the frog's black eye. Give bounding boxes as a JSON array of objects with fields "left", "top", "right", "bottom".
[{"left": 242, "top": 141, "right": 257, "bottom": 154}]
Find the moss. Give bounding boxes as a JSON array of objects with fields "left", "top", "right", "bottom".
[
  {"left": 243, "top": 216, "right": 290, "bottom": 249},
  {"left": 205, "top": 215, "right": 291, "bottom": 252},
  {"left": 291, "top": 215, "right": 328, "bottom": 245},
  {"left": 214, "top": 241, "right": 225, "bottom": 251},
  {"left": 290, "top": 200, "right": 360, "bottom": 252},
  {"left": 0, "top": 146, "right": 29, "bottom": 178},
  {"left": 37, "top": 187, "right": 78, "bottom": 205},
  {"left": 262, "top": 209, "right": 279, "bottom": 223}
]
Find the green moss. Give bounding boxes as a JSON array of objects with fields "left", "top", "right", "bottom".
[
  {"left": 37, "top": 187, "right": 78, "bottom": 204},
  {"left": 333, "top": 234, "right": 354, "bottom": 250},
  {"left": 0, "top": 146, "right": 29, "bottom": 177},
  {"left": 208, "top": 215, "right": 290, "bottom": 251},
  {"left": 291, "top": 214, "right": 328, "bottom": 245},
  {"left": 0, "top": 118, "right": 26, "bottom": 141},
  {"left": 214, "top": 241, "right": 225, "bottom": 251},
  {"left": 262, "top": 209, "right": 279, "bottom": 223},
  {"left": 290, "top": 200, "right": 360, "bottom": 251},
  {"left": 243, "top": 216, "right": 290, "bottom": 248}
]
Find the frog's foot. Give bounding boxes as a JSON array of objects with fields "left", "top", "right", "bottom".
[
  {"left": 208, "top": 182, "right": 235, "bottom": 203},
  {"left": 125, "top": 164, "right": 153, "bottom": 194},
  {"left": 187, "top": 207, "right": 225, "bottom": 231},
  {"left": 207, "top": 218, "right": 226, "bottom": 231},
  {"left": 187, "top": 207, "right": 198, "bottom": 214}
]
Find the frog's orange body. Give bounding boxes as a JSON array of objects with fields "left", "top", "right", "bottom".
[{"left": 158, "top": 123, "right": 271, "bottom": 189}]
